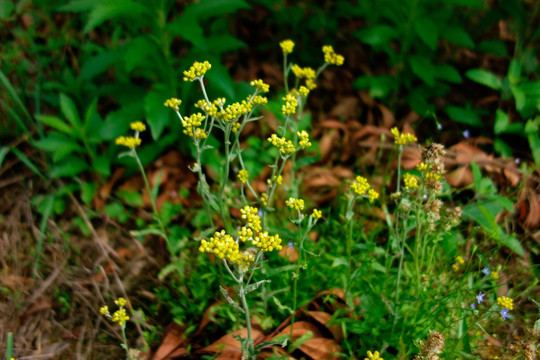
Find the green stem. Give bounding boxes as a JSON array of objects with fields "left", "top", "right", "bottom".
[
  {"left": 6, "top": 332, "right": 13, "bottom": 360},
  {"left": 121, "top": 323, "right": 134, "bottom": 360},
  {"left": 396, "top": 145, "right": 403, "bottom": 193},
  {"left": 240, "top": 282, "right": 255, "bottom": 359}
]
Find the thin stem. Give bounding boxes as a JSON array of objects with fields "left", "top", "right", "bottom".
[
  {"left": 240, "top": 282, "right": 255, "bottom": 359},
  {"left": 121, "top": 323, "right": 134, "bottom": 360},
  {"left": 396, "top": 145, "right": 403, "bottom": 193}
]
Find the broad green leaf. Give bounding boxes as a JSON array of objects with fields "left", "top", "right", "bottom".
[
  {"left": 494, "top": 138, "right": 512, "bottom": 158},
  {"left": 354, "top": 25, "right": 397, "bottom": 47},
  {"left": 80, "top": 182, "right": 98, "bottom": 205},
  {"left": 93, "top": 155, "right": 111, "bottom": 177},
  {"left": 83, "top": 0, "right": 148, "bottom": 33},
  {"left": 33, "top": 132, "right": 85, "bottom": 161},
  {"left": 105, "top": 202, "right": 129, "bottom": 222},
  {"left": 123, "top": 37, "right": 158, "bottom": 73},
  {"left": 49, "top": 155, "right": 89, "bottom": 178},
  {"left": 332, "top": 257, "right": 348, "bottom": 267},
  {"left": 289, "top": 331, "right": 314, "bottom": 353},
  {"left": 79, "top": 48, "right": 124, "bottom": 81},
  {"left": 183, "top": 0, "right": 250, "bottom": 21},
  {"left": 435, "top": 64, "right": 462, "bottom": 83},
  {"left": 441, "top": 26, "right": 475, "bottom": 48},
  {"left": 500, "top": 233, "right": 524, "bottom": 256},
  {"left": 205, "top": 61, "right": 236, "bottom": 99},
  {"left": 409, "top": 56, "right": 435, "bottom": 86},
  {"left": 508, "top": 60, "right": 521, "bottom": 85},
  {"left": 35, "top": 114, "right": 75, "bottom": 136},
  {"left": 144, "top": 85, "right": 171, "bottom": 140},
  {"left": 116, "top": 190, "right": 143, "bottom": 207},
  {"left": 353, "top": 75, "right": 395, "bottom": 98},
  {"left": 446, "top": 106, "right": 483, "bottom": 127},
  {"left": 477, "top": 40, "right": 508, "bottom": 56},
  {"left": 59, "top": 93, "right": 82, "bottom": 129},
  {"left": 0, "top": 0, "right": 14, "bottom": 19},
  {"left": 494, "top": 109, "right": 509, "bottom": 134},
  {"left": 205, "top": 35, "right": 247, "bottom": 53},
  {"left": 414, "top": 18, "right": 438, "bottom": 49},
  {"left": 167, "top": 17, "right": 206, "bottom": 50},
  {"left": 465, "top": 69, "right": 502, "bottom": 90},
  {"left": 510, "top": 85, "right": 526, "bottom": 114},
  {"left": 59, "top": 0, "right": 98, "bottom": 12}
]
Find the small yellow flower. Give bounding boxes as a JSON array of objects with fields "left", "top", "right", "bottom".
[
  {"left": 183, "top": 60, "right": 212, "bottom": 82},
  {"left": 280, "top": 39, "right": 295, "bottom": 54},
  {"left": 281, "top": 93, "right": 298, "bottom": 115},
  {"left": 390, "top": 127, "right": 417, "bottom": 146},
  {"left": 456, "top": 256, "right": 465, "bottom": 265},
  {"left": 252, "top": 95, "right": 268, "bottom": 106},
  {"left": 350, "top": 176, "right": 370, "bottom": 196},
  {"left": 240, "top": 206, "right": 262, "bottom": 233},
  {"left": 497, "top": 296, "right": 514, "bottom": 310},
  {"left": 490, "top": 270, "right": 499, "bottom": 280},
  {"left": 291, "top": 65, "right": 316, "bottom": 79},
  {"left": 416, "top": 162, "right": 428, "bottom": 172},
  {"left": 322, "top": 45, "right": 345, "bottom": 66},
  {"left": 130, "top": 121, "right": 146, "bottom": 132},
  {"left": 261, "top": 193, "right": 268, "bottom": 206},
  {"left": 267, "top": 175, "right": 283, "bottom": 185},
  {"left": 268, "top": 134, "right": 296, "bottom": 155},
  {"left": 403, "top": 173, "right": 419, "bottom": 190},
  {"left": 297, "top": 130, "right": 312, "bottom": 148},
  {"left": 115, "top": 297, "right": 127, "bottom": 307},
  {"left": 312, "top": 209, "right": 322, "bottom": 219},
  {"left": 286, "top": 197, "right": 304, "bottom": 211},
  {"left": 252, "top": 231, "right": 283, "bottom": 252},
  {"left": 299, "top": 86, "right": 310, "bottom": 97},
  {"left": 115, "top": 136, "right": 141, "bottom": 149},
  {"left": 164, "top": 98, "right": 182, "bottom": 110},
  {"left": 250, "top": 79, "right": 270, "bottom": 93},
  {"left": 100, "top": 305, "right": 110, "bottom": 316},
  {"left": 238, "top": 169, "right": 249, "bottom": 184},
  {"left": 368, "top": 188, "right": 379, "bottom": 203},
  {"left": 112, "top": 308, "right": 129, "bottom": 325},
  {"left": 365, "top": 350, "right": 383, "bottom": 360}
]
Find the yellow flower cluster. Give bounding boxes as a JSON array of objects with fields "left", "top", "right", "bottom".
[
  {"left": 115, "top": 136, "right": 141, "bottom": 149},
  {"left": 218, "top": 100, "right": 252, "bottom": 122},
  {"left": 286, "top": 197, "right": 305, "bottom": 211},
  {"left": 497, "top": 296, "right": 514, "bottom": 310},
  {"left": 299, "top": 86, "right": 310, "bottom": 97},
  {"left": 312, "top": 209, "right": 322, "bottom": 219},
  {"left": 238, "top": 226, "right": 253, "bottom": 243},
  {"left": 350, "top": 176, "right": 379, "bottom": 203},
  {"left": 130, "top": 121, "right": 146, "bottom": 132},
  {"left": 452, "top": 256, "right": 465, "bottom": 271},
  {"left": 425, "top": 172, "right": 442, "bottom": 181},
  {"left": 390, "top": 127, "right": 417, "bottom": 146},
  {"left": 252, "top": 95, "right": 268, "bottom": 106},
  {"left": 200, "top": 230, "right": 239, "bottom": 260},
  {"left": 252, "top": 231, "right": 283, "bottom": 252},
  {"left": 416, "top": 162, "right": 428, "bottom": 172},
  {"left": 241, "top": 205, "right": 262, "bottom": 233},
  {"left": 250, "top": 79, "right": 270, "bottom": 93},
  {"left": 195, "top": 99, "right": 219, "bottom": 117},
  {"left": 164, "top": 98, "right": 182, "bottom": 111},
  {"left": 183, "top": 60, "right": 211, "bottom": 82},
  {"left": 267, "top": 175, "right": 283, "bottom": 185},
  {"left": 181, "top": 113, "right": 206, "bottom": 139},
  {"left": 297, "top": 130, "right": 312, "bottom": 148},
  {"left": 281, "top": 93, "right": 298, "bottom": 115},
  {"left": 238, "top": 169, "right": 249, "bottom": 184},
  {"left": 403, "top": 173, "right": 419, "bottom": 190},
  {"left": 291, "top": 64, "right": 316, "bottom": 79},
  {"left": 280, "top": 39, "right": 295, "bottom": 54},
  {"left": 261, "top": 193, "right": 268, "bottom": 206},
  {"left": 268, "top": 134, "right": 296, "bottom": 155},
  {"left": 365, "top": 350, "right": 383, "bottom": 360},
  {"left": 100, "top": 298, "right": 130, "bottom": 326},
  {"left": 322, "top": 45, "right": 345, "bottom": 66}
]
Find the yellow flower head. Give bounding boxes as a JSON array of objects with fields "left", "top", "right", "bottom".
[
  {"left": 390, "top": 127, "right": 417, "bottom": 146},
  {"left": 286, "top": 197, "right": 305, "bottom": 211},
  {"left": 281, "top": 93, "right": 298, "bottom": 115},
  {"left": 114, "top": 297, "right": 127, "bottom": 307},
  {"left": 312, "top": 209, "right": 322, "bottom": 219},
  {"left": 199, "top": 230, "right": 240, "bottom": 262},
  {"left": 266, "top": 175, "right": 283, "bottom": 186},
  {"left": 130, "top": 121, "right": 146, "bottom": 132},
  {"left": 268, "top": 134, "right": 296, "bottom": 155},
  {"left": 183, "top": 60, "right": 212, "bottom": 82},
  {"left": 416, "top": 162, "right": 428, "bottom": 172},
  {"left": 350, "top": 175, "right": 370, "bottom": 196},
  {"left": 261, "top": 193, "right": 268, "bottom": 206},
  {"left": 322, "top": 45, "right": 345, "bottom": 66},
  {"left": 299, "top": 86, "right": 310, "bottom": 97},
  {"left": 252, "top": 231, "right": 283, "bottom": 252},
  {"left": 99, "top": 305, "right": 110, "bottom": 316},
  {"left": 181, "top": 113, "right": 206, "bottom": 139},
  {"left": 111, "top": 308, "right": 130, "bottom": 325},
  {"left": 195, "top": 99, "right": 218, "bottom": 116},
  {"left": 280, "top": 39, "right": 295, "bottom": 54},
  {"left": 238, "top": 169, "right": 249, "bottom": 184},
  {"left": 368, "top": 188, "right": 379, "bottom": 203},
  {"left": 252, "top": 95, "right": 268, "bottom": 106},
  {"left": 238, "top": 226, "right": 253, "bottom": 243},
  {"left": 240, "top": 206, "right": 262, "bottom": 233},
  {"left": 291, "top": 65, "right": 316, "bottom": 79},
  {"left": 365, "top": 350, "right": 383, "bottom": 360},
  {"left": 497, "top": 296, "right": 514, "bottom": 310},
  {"left": 218, "top": 100, "right": 252, "bottom": 122},
  {"left": 250, "top": 79, "right": 270, "bottom": 93},
  {"left": 456, "top": 256, "right": 465, "bottom": 265},
  {"left": 490, "top": 270, "right": 499, "bottom": 280},
  {"left": 403, "top": 173, "right": 419, "bottom": 190},
  {"left": 297, "top": 130, "right": 311, "bottom": 148},
  {"left": 164, "top": 98, "right": 182, "bottom": 111},
  {"left": 115, "top": 136, "right": 141, "bottom": 149}
]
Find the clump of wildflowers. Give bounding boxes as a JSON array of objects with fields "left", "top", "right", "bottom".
[
  {"left": 280, "top": 39, "right": 295, "bottom": 54},
  {"left": 403, "top": 173, "right": 419, "bottom": 190},
  {"left": 130, "top": 121, "right": 146, "bottom": 132},
  {"left": 497, "top": 296, "right": 514, "bottom": 310},
  {"left": 350, "top": 176, "right": 379, "bottom": 203},
  {"left": 291, "top": 65, "right": 316, "bottom": 80},
  {"left": 252, "top": 232, "right": 283, "bottom": 252},
  {"left": 241, "top": 205, "right": 262, "bottom": 233},
  {"left": 391, "top": 127, "right": 417, "bottom": 146},
  {"left": 322, "top": 45, "right": 345, "bottom": 66},
  {"left": 100, "top": 297, "right": 130, "bottom": 326},
  {"left": 183, "top": 60, "right": 211, "bottom": 81},
  {"left": 267, "top": 175, "right": 283, "bottom": 185},
  {"left": 250, "top": 79, "right": 270, "bottom": 93},
  {"left": 452, "top": 255, "right": 465, "bottom": 271}
]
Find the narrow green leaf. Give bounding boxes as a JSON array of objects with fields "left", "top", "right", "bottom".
[
  {"left": 508, "top": 60, "right": 521, "bottom": 84},
  {"left": 435, "top": 64, "right": 462, "bottom": 83},
  {"left": 144, "top": 86, "right": 171, "bottom": 140},
  {"left": 34, "top": 194, "right": 54, "bottom": 275},
  {"left": 36, "top": 115, "right": 76, "bottom": 136},
  {"left": 441, "top": 26, "right": 475, "bottom": 48},
  {"left": 409, "top": 56, "right": 435, "bottom": 86},
  {"left": 10, "top": 146, "right": 46, "bottom": 181},
  {"left": 354, "top": 25, "right": 397, "bottom": 47},
  {"left": 83, "top": 0, "right": 148, "bottom": 33},
  {"left": 289, "top": 331, "right": 314, "bottom": 352},
  {"left": 130, "top": 228, "right": 166, "bottom": 238},
  {"left": 0, "top": 70, "right": 32, "bottom": 121},
  {"left": 465, "top": 69, "right": 502, "bottom": 90},
  {"left": 0, "top": 146, "right": 8, "bottom": 168},
  {"left": 414, "top": 18, "right": 438, "bottom": 49},
  {"left": 494, "top": 109, "right": 509, "bottom": 134},
  {"left": 59, "top": 93, "right": 82, "bottom": 129},
  {"left": 446, "top": 106, "right": 483, "bottom": 127}
]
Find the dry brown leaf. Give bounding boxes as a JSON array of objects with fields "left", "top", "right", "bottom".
[
  {"left": 279, "top": 245, "right": 299, "bottom": 262},
  {"left": 151, "top": 323, "right": 188, "bottom": 360},
  {"left": 306, "top": 311, "right": 343, "bottom": 342},
  {"left": 202, "top": 327, "right": 265, "bottom": 355},
  {"left": 525, "top": 188, "right": 540, "bottom": 229},
  {"left": 446, "top": 165, "right": 474, "bottom": 188},
  {"left": 298, "top": 338, "right": 342, "bottom": 360},
  {"left": 329, "top": 97, "right": 359, "bottom": 120}
]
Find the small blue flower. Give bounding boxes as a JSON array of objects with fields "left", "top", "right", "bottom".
[
  {"left": 288, "top": 240, "right": 294, "bottom": 249},
  {"left": 482, "top": 267, "right": 490, "bottom": 276},
  {"left": 463, "top": 129, "right": 470, "bottom": 139},
  {"left": 501, "top": 308, "right": 510, "bottom": 320},
  {"left": 258, "top": 208, "right": 263, "bottom": 218},
  {"left": 423, "top": 194, "right": 428, "bottom": 201},
  {"left": 470, "top": 303, "right": 476, "bottom": 310},
  {"left": 476, "top": 291, "right": 485, "bottom": 304}
]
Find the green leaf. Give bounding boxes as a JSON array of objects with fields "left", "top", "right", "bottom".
[
  {"left": 36, "top": 114, "right": 76, "bottom": 136},
  {"left": 435, "top": 64, "right": 462, "bottom": 83},
  {"left": 151, "top": 170, "right": 163, "bottom": 205},
  {"left": 494, "top": 109, "right": 509, "bottom": 134},
  {"left": 414, "top": 18, "right": 438, "bottom": 49},
  {"left": 465, "top": 69, "right": 502, "bottom": 90},
  {"left": 332, "top": 258, "right": 349, "bottom": 267},
  {"left": 510, "top": 85, "right": 527, "bottom": 114},
  {"left": 59, "top": 0, "right": 98, "bottom": 12},
  {"left": 80, "top": 182, "right": 98, "bottom": 204},
  {"left": 205, "top": 35, "right": 246, "bottom": 53},
  {"left": 354, "top": 25, "right": 397, "bottom": 47},
  {"left": 130, "top": 228, "right": 166, "bottom": 238},
  {"left": 477, "top": 40, "right": 508, "bottom": 56},
  {"left": 0, "top": 146, "right": 8, "bottom": 168},
  {"left": 409, "top": 56, "right": 435, "bottom": 86},
  {"left": 49, "top": 155, "right": 89, "bottom": 178},
  {"left": 116, "top": 190, "right": 143, "bottom": 207},
  {"left": 205, "top": 62, "right": 236, "bottom": 99},
  {"left": 144, "top": 85, "right": 171, "bottom": 140},
  {"left": 0, "top": 0, "right": 14, "bottom": 19},
  {"left": 245, "top": 280, "right": 271, "bottom": 294},
  {"left": 446, "top": 106, "right": 483, "bottom": 127},
  {"left": 83, "top": 0, "right": 148, "bottom": 33},
  {"left": 353, "top": 75, "right": 395, "bottom": 98},
  {"left": 0, "top": 70, "right": 32, "bottom": 122},
  {"left": 525, "top": 118, "right": 540, "bottom": 167},
  {"left": 441, "top": 26, "right": 475, "bottom": 48},
  {"left": 93, "top": 155, "right": 111, "bottom": 177},
  {"left": 105, "top": 202, "right": 129, "bottom": 222},
  {"left": 33, "top": 132, "right": 85, "bottom": 162},
  {"left": 33, "top": 194, "right": 54, "bottom": 274},
  {"left": 289, "top": 331, "right": 314, "bottom": 352},
  {"left": 500, "top": 233, "right": 524, "bottom": 256},
  {"left": 507, "top": 60, "right": 521, "bottom": 85},
  {"left": 59, "top": 93, "right": 82, "bottom": 129},
  {"left": 10, "top": 146, "right": 46, "bottom": 181},
  {"left": 494, "top": 138, "right": 513, "bottom": 158},
  {"left": 272, "top": 296, "right": 293, "bottom": 313},
  {"left": 79, "top": 48, "right": 124, "bottom": 81},
  {"left": 183, "top": 0, "right": 250, "bottom": 21},
  {"left": 167, "top": 17, "right": 206, "bottom": 50}
]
